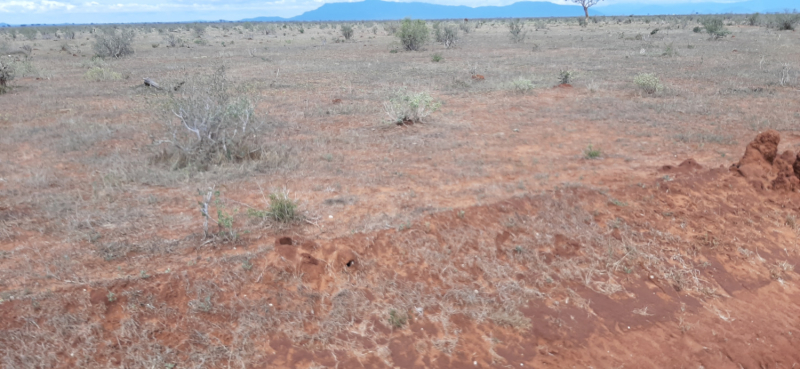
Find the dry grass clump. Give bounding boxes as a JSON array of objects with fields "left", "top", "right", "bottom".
[
  {"left": 383, "top": 88, "right": 441, "bottom": 124},
  {"left": 84, "top": 66, "right": 121, "bottom": 81}
]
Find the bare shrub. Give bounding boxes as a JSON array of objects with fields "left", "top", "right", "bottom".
[
  {"left": 435, "top": 23, "right": 459, "bottom": 48},
  {"left": 163, "top": 33, "right": 184, "bottom": 48},
  {"left": 154, "top": 66, "right": 265, "bottom": 171},
  {"left": 93, "top": 28, "right": 135, "bottom": 58},
  {"left": 0, "top": 57, "right": 13, "bottom": 93},
  {"left": 508, "top": 19, "right": 527, "bottom": 43},
  {"left": 340, "top": 24, "right": 354, "bottom": 40}
]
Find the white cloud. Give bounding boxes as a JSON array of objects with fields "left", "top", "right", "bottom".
[{"left": 0, "top": 0, "right": 75, "bottom": 12}]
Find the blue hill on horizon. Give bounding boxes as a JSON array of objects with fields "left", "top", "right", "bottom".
[
  {"left": 243, "top": 0, "right": 597, "bottom": 22},
  {"left": 242, "top": 0, "right": 798, "bottom": 22},
  {"left": 597, "top": 0, "right": 798, "bottom": 16}
]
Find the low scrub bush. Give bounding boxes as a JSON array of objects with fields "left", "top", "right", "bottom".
[
  {"left": 153, "top": 66, "right": 265, "bottom": 171},
  {"left": 341, "top": 24, "right": 354, "bottom": 40},
  {"left": 0, "top": 58, "right": 13, "bottom": 93},
  {"left": 434, "top": 23, "right": 458, "bottom": 48},
  {"left": 510, "top": 77, "right": 534, "bottom": 93},
  {"left": 747, "top": 12, "right": 760, "bottom": 26},
  {"left": 397, "top": 18, "right": 429, "bottom": 51},
  {"left": 508, "top": 19, "right": 527, "bottom": 43},
  {"left": 84, "top": 66, "right": 121, "bottom": 81},
  {"left": 700, "top": 18, "right": 730, "bottom": 39},
  {"left": 93, "top": 28, "right": 135, "bottom": 58},
  {"left": 633, "top": 73, "right": 663, "bottom": 94},
  {"left": 773, "top": 13, "right": 800, "bottom": 31},
  {"left": 384, "top": 88, "right": 441, "bottom": 124}
]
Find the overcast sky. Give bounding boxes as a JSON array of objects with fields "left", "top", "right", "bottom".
[{"left": 0, "top": 0, "right": 751, "bottom": 24}]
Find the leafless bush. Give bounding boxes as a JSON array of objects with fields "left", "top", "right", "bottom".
[
  {"left": 435, "top": 23, "right": 459, "bottom": 48},
  {"left": 163, "top": 33, "right": 184, "bottom": 48},
  {"left": 508, "top": 19, "right": 527, "bottom": 43},
  {"left": 0, "top": 57, "right": 13, "bottom": 93},
  {"left": 93, "top": 28, "right": 135, "bottom": 58},
  {"left": 153, "top": 66, "right": 265, "bottom": 171}
]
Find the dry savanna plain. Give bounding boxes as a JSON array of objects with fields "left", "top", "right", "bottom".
[{"left": 1, "top": 15, "right": 800, "bottom": 368}]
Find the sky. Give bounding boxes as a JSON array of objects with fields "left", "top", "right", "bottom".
[{"left": 0, "top": 0, "right": 759, "bottom": 25}]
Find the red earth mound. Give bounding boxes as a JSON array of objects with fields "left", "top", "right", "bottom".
[
  {"left": 731, "top": 130, "right": 800, "bottom": 191},
  {"left": 660, "top": 158, "right": 703, "bottom": 174}
]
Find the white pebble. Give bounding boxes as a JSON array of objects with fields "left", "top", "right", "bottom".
[{"left": 473, "top": 361, "right": 477, "bottom": 366}]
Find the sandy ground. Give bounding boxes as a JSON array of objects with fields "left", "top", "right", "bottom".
[{"left": 1, "top": 17, "right": 800, "bottom": 368}]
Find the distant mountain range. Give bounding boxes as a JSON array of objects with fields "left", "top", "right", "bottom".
[
  {"left": 242, "top": 0, "right": 798, "bottom": 22},
  {"left": 243, "top": 0, "right": 598, "bottom": 22},
  {"left": 599, "top": 0, "right": 798, "bottom": 16},
  {"left": 0, "top": 23, "right": 10, "bottom": 27}
]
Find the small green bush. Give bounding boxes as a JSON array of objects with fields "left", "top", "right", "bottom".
[
  {"left": 384, "top": 89, "right": 441, "bottom": 124},
  {"left": 633, "top": 73, "right": 663, "bottom": 94},
  {"left": 397, "top": 18, "right": 429, "bottom": 51},
  {"left": 558, "top": 70, "right": 573, "bottom": 85},
  {"left": 692, "top": 26, "right": 703, "bottom": 33},
  {"left": 584, "top": 145, "right": 601, "bottom": 159},
  {"left": 84, "top": 67, "right": 121, "bottom": 81},
  {"left": 431, "top": 53, "right": 442, "bottom": 62},
  {"left": 700, "top": 18, "right": 730, "bottom": 39},
  {"left": 341, "top": 24, "right": 354, "bottom": 40}
]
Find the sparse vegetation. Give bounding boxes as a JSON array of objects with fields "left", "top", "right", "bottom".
[{"left": 2, "top": 15, "right": 799, "bottom": 369}]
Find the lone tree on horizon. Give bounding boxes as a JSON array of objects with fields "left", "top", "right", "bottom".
[{"left": 566, "top": 0, "right": 603, "bottom": 22}]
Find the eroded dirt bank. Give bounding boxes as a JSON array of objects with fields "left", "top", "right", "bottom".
[{"left": 2, "top": 132, "right": 800, "bottom": 368}]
